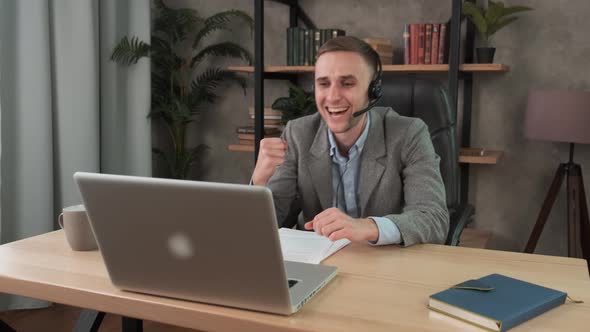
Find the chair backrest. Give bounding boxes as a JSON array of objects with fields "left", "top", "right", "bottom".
[{"left": 376, "top": 77, "right": 459, "bottom": 209}]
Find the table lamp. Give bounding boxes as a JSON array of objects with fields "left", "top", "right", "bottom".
[{"left": 523, "top": 89, "right": 590, "bottom": 263}]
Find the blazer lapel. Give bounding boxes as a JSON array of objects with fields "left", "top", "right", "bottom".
[
  {"left": 307, "top": 121, "right": 333, "bottom": 210},
  {"left": 359, "top": 110, "right": 387, "bottom": 215}
]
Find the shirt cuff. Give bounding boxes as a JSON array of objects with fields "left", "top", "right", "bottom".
[{"left": 368, "top": 217, "right": 402, "bottom": 246}]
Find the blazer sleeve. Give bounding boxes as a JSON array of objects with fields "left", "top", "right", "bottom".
[
  {"left": 265, "top": 122, "right": 301, "bottom": 228},
  {"left": 388, "top": 119, "right": 449, "bottom": 246}
]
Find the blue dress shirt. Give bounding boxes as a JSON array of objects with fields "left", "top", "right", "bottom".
[{"left": 327, "top": 113, "right": 402, "bottom": 245}]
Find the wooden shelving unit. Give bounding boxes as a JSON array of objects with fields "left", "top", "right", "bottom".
[
  {"left": 227, "top": 63, "right": 510, "bottom": 74},
  {"left": 459, "top": 148, "right": 503, "bottom": 165},
  {"left": 232, "top": 0, "right": 509, "bottom": 206},
  {"left": 228, "top": 144, "right": 255, "bottom": 152}
]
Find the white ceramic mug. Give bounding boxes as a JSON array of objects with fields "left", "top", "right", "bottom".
[{"left": 58, "top": 204, "right": 98, "bottom": 251}]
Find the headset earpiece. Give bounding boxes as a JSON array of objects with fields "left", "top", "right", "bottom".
[
  {"left": 368, "top": 51, "right": 383, "bottom": 101},
  {"left": 351, "top": 46, "right": 383, "bottom": 118},
  {"left": 368, "top": 78, "right": 382, "bottom": 101}
]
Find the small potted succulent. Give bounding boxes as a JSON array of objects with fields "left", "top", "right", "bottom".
[{"left": 462, "top": 0, "right": 533, "bottom": 63}]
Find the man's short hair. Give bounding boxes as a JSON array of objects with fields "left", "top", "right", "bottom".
[{"left": 317, "top": 36, "right": 380, "bottom": 78}]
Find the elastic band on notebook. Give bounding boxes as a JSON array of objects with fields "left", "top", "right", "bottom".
[
  {"left": 567, "top": 295, "right": 584, "bottom": 304},
  {"left": 450, "top": 286, "right": 494, "bottom": 291}
]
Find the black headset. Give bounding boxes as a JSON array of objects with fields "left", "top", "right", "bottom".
[
  {"left": 358, "top": 46, "right": 383, "bottom": 117},
  {"left": 312, "top": 45, "right": 383, "bottom": 118}
]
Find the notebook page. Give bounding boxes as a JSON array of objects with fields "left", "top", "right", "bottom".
[
  {"left": 323, "top": 238, "right": 351, "bottom": 259},
  {"left": 278, "top": 228, "right": 351, "bottom": 264}
]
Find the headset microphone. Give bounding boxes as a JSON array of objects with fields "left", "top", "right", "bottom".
[{"left": 352, "top": 95, "right": 382, "bottom": 118}]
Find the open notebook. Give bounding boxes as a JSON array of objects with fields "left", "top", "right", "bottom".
[{"left": 278, "top": 228, "right": 351, "bottom": 264}]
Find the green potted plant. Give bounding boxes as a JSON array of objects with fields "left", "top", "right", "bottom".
[
  {"left": 110, "top": 0, "right": 252, "bottom": 179},
  {"left": 271, "top": 83, "right": 317, "bottom": 125},
  {"left": 462, "top": 0, "right": 532, "bottom": 63}
]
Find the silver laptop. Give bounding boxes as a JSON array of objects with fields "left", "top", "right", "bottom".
[{"left": 74, "top": 172, "right": 337, "bottom": 315}]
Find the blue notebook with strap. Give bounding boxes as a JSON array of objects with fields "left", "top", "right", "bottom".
[{"left": 428, "top": 274, "right": 567, "bottom": 331}]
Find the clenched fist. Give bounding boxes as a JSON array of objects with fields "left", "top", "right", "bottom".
[{"left": 251, "top": 138, "right": 288, "bottom": 186}]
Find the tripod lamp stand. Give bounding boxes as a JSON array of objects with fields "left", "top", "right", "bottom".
[{"left": 523, "top": 89, "right": 590, "bottom": 264}]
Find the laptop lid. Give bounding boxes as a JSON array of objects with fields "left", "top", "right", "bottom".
[{"left": 74, "top": 172, "right": 295, "bottom": 314}]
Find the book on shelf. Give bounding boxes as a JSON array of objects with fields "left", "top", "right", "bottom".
[
  {"left": 424, "top": 24, "right": 432, "bottom": 64},
  {"left": 249, "top": 114, "right": 281, "bottom": 120},
  {"left": 313, "top": 29, "right": 321, "bottom": 64},
  {"left": 403, "top": 24, "right": 410, "bottom": 64},
  {"left": 410, "top": 24, "right": 418, "bottom": 64},
  {"left": 417, "top": 23, "right": 425, "bottom": 64},
  {"left": 286, "top": 28, "right": 345, "bottom": 66},
  {"left": 438, "top": 22, "right": 448, "bottom": 64},
  {"left": 362, "top": 37, "right": 393, "bottom": 65},
  {"left": 431, "top": 23, "right": 440, "bottom": 65},
  {"left": 227, "top": 144, "right": 254, "bottom": 152},
  {"left": 239, "top": 139, "right": 254, "bottom": 146},
  {"left": 303, "top": 29, "right": 310, "bottom": 66},
  {"left": 405, "top": 21, "right": 449, "bottom": 65},
  {"left": 248, "top": 107, "right": 283, "bottom": 119},
  {"left": 238, "top": 132, "right": 280, "bottom": 141},
  {"left": 235, "top": 126, "right": 282, "bottom": 135},
  {"left": 249, "top": 118, "right": 282, "bottom": 126},
  {"left": 429, "top": 274, "right": 567, "bottom": 331},
  {"left": 238, "top": 133, "right": 256, "bottom": 141},
  {"left": 287, "top": 27, "right": 294, "bottom": 66}
]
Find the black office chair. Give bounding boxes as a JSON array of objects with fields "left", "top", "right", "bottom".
[{"left": 377, "top": 77, "right": 474, "bottom": 246}]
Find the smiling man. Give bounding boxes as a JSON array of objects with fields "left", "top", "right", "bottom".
[{"left": 251, "top": 36, "right": 449, "bottom": 246}]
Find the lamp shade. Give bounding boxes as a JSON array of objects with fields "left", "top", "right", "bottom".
[{"left": 524, "top": 89, "right": 590, "bottom": 144}]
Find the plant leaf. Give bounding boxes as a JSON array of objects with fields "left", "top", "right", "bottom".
[
  {"left": 189, "top": 68, "right": 248, "bottom": 113},
  {"left": 190, "top": 42, "right": 252, "bottom": 68},
  {"left": 193, "top": 10, "right": 253, "bottom": 49},
  {"left": 485, "top": 1, "right": 504, "bottom": 26},
  {"left": 152, "top": 147, "right": 175, "bottom": 178},
  {"left": 500, "top": 5, "right": 533, "bottom": 18},
  {"left": 462, "top": 2, "right": 488, "bottom": 36},
  {"left": 110, "top": 36, "right": 151, "bottom": 65},
  {"left": 272, "top": 83, "right": 316, "bottom": 124},
  {"left": 153, "top": 0, "right": 201, "bottom": 43},
  {"left": 488, "top": 17, "right": 519, "bottom": 36}
]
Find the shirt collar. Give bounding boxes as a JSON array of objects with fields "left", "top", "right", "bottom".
[{"left": 328, "top": 112, "right": 371, "bottom": 159}]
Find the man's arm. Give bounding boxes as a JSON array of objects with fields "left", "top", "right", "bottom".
[
  {"left": 261, "top": 123, "right": 300, "bottom": 228},
  {"left": 386, "top": 119, "right": 449, "bottom": 246}
]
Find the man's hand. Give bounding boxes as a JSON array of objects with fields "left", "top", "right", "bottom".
[
  {"left": 304, "top": 208, "right": 379, "bottom": 242},
  {"left": 251, "top": 138, "right": 288, "bottom": 186}
]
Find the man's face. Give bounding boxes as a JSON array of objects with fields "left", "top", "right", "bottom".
[{"left": 314, "top": 51, "right": 372, "bottom": 138}]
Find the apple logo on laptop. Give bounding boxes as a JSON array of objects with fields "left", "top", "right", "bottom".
[{"left": 167, "top": 232, "right": 194, "bottom": 259}]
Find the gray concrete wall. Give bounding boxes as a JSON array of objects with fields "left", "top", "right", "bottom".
[{"left": 172, "top": 0, "right": 590, "bottom": 257}]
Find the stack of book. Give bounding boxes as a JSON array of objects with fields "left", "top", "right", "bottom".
[
  {"left": 403, "top": 23, "right": 449, "bottom": 65},
  {"left": 362, "top": 37, "right": 393, "bottom": 65},
  {"left": 286, "top": 28, "right": 345, "bottom": 66},
  {"left": 247, "top": 107, "right": 283, "bottom": 130},
  {"left": 228, "top": 108, "right": 283, "bottom": 152}
]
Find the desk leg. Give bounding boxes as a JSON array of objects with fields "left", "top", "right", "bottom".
[
  {"left": 73, "top": 310, "right": 105, "bottom": 332},
  {"left": 0, "top": 319, "right": 15, "bottom": 332},
  {"left": 122, "top": 317, "right": 143, "bottom": 332}
]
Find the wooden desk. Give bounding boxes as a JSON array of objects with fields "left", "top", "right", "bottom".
[{"left": 0, "top": 230, "right": 588, "bottom": 331}]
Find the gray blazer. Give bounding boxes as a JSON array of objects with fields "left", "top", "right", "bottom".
[{"left": 267, "top": 107, "right": 449, "bottom": 246}]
